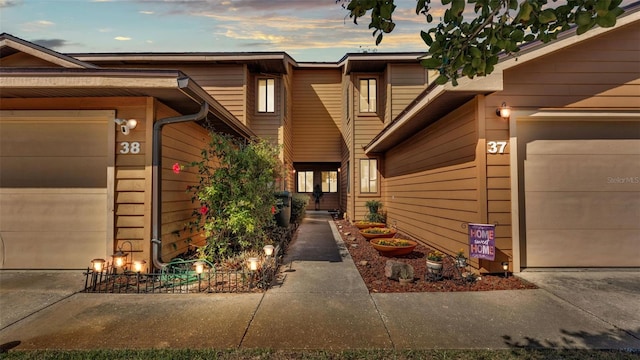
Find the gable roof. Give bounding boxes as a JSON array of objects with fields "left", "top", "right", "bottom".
[
  {"left": 365, "top": 4, "right": 640, "bottom": 153},
  {"left": 0, "top": 33, "right": 98, "bottom": 69}
]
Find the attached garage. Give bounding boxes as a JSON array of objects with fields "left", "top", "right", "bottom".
[
  {"left": 519, "top": 117, "right": 640, "bottom": 268},
  {"left": 0, "top": 110, "right": 114, "bottom": 269}
]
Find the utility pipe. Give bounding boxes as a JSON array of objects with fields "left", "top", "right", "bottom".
[{"left": 152, "top": 102, "right": 209, "bottom": 270}]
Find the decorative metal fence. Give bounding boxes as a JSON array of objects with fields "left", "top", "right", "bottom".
[{"left": 83, "top": 254, "right": 281, "bottom": 294}]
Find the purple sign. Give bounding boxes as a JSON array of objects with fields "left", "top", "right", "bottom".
[{"left": 468, "top": 223, "right": 496, "bottom": 261}]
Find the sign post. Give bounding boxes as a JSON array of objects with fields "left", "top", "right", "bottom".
[{"left": 468, "top": 223, "right": 496, "bottom": 261}]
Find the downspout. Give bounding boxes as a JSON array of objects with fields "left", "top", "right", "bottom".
[{"left": 152, "top": 102, "right": 209, "bottom": 270}]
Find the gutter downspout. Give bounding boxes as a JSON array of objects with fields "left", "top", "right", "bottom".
[{"left": 152, "top": 102, "right": 209, "bottom": 270}]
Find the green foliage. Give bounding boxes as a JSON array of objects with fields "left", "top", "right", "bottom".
[
  {"left": 341, "top": 0, "right": 625, "bottom": 85},
  {"left": 183, "top": 132, "right": 282, "bottom": 262},
  {"left": 291, "top": 193, "right": 310, "bottom": 225},
  {"left": 364, "top": 199, "right": 386, "bottom": 223}
]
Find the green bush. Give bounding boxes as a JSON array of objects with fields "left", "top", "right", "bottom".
[
  {"left": 290, "top": 193, "right": 309, "bottom": 225},
  {"left": 179, "top": 132, "right": 282, "bottom": 262},
  {"left": 364, "top": 199, "right": 386, "bottom": 223}
]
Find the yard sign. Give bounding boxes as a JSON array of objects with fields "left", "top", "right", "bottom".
[{"left": 468, "top": 223, "right": 496, "bottom": 260}]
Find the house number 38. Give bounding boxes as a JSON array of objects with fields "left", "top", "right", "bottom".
[
  {"left": 487, "top": 141, "right": 508, "bottom": 154},
  {"left": 119, "top": 142, "right": 141, "bottom": 154}
]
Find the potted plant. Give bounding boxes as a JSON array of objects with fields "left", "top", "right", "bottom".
[
  {"left": 426, "top": 250, "right": 444, "bottom": 275},
  {"left": 455, "top": 248, "right": 467, "bottom": 268},
  {"left": 370, "top": 238, "right": 418, "bottom": 257},
  {"left": 399, "top": 267, "right": 413, "bottom": 285},
  {"left": 364, "top": 200, "right": 386, "bottom": 224},
  {"left": 354, "top": 220, "right": 386, "bottom": 230},
  {"left": 359, "top": 227, "right": 397, "bottom": 240}
]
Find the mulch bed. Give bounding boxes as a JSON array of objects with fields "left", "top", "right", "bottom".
[{"left": 334, "top": 219, "right": 537, "bottom": 293}]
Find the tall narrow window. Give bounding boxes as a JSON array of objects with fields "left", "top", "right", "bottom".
[
  {"left": 258, "top": 78, "right": 275, "bottom": 113},
  {"left": 321, "top": 171, "right": 338, "bottom": 193},
  {"left": 360, "top": 159, "right": 378, "bottom": 193},
  {"left": 359, "top": 78, "right": 377, "bottom": 113},
  {"left": 297, "top": 171, "right": 313, "bottom": 193}
]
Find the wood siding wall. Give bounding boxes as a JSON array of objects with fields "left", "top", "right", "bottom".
[
  {"left": 384, "top": 99, "right": 481, "bottom": 266},
  {"left": 352, "top": 73, "right": 386, "bottom": 221},
  {"left": 1, "top": 52, "right": 62, "bottom": 67},
  {"left": 386, "top": 64, "right": 429, "bottom": 122},
  {"left": 292, "top": 69, "right": 343, "bottom": 162},
  {"left": 250, "top": 73, "right": 282, "bottom": 143},
  {"left": 156, "top": 102, "right": 211, "bottom": 260},
  {"left": 282, "top": 64, "right": 295, "bottom": 191}
]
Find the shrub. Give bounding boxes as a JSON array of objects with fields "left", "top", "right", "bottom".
[
  {"left": 364, "top": 199, "right": 386, "bottom": 223},
  {"left": 290, "top": 194, "right": 309, "bottom": 225},
  {"left": 179, "top": 132, "right": 282, "bottom": 262}
]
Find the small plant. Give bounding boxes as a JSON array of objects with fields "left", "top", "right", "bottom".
[
  {"left": 376, "top": 239, "right": 411, "bottom": 247},
  {"left": 364, "top": 200, "right": 386, "bottom": 224},
  {"left": 427, "top": 250, "right": 444, "bottom": 262},
  {"left": 290, "top": 194, "right": 309, "bottom": 225},
  {"left": 361, "top": 227, "right": 394, "bottom": 235},
  {"left": 399, "top": 267, "right": 411, "bottom": 280},
  {"left": 456, "top": 248, "right": 466, "bottom": 258}
]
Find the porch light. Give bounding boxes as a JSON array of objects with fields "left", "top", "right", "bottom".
[
  {"left": 263, "top": 245, "right": 275, "bottom": 257},
  {"left": 248, "top": 257, "right": 259, "bottom": 271},
  {"left": 194, "top": 261, "right": 205, "bottom": 275},
  {"left": 133, "top": 260, "right": 146, "bottom": 273},
  {"left": 496, "top": 102, "right": 511, "bottom": 120},
  {"left": 91, "top": 258, "right": 106, "bottom": 272}
]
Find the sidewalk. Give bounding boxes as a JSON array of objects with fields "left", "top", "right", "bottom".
[{"left": 1, "top": 211, "right": 639, "bottom": 351}]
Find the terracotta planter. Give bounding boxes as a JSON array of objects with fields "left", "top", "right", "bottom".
[
  {"left": 426, "top": 259, "right": 443, "bottom": 274},
  {"left": 354, "top": 221, "right": 386, "bottom": 230},
  {"left": 359, "top": 228, "right": 397, "bottom": 240},
  {"left": 370, "top": 238, "right": 417, "bottom": 256}
]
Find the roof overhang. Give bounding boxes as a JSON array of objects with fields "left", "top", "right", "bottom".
[
  {"left": 0, "top": 33, "right": 98, "bottom": 69},
  {"left": 71, "top": 52, "right": 295, "bottom": 75},
  {"left": 365, "top": 6, "right": 640, "bottom": 154},
  {"left": 0, "top": 68, "right": 255, "bottom": 138},
  {"left": 338, "top": 52, "right": 425, "bottom": 73}
]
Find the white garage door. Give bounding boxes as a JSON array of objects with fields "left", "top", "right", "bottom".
[
  {"left": 523, "top": 120, "right": 640, "bottom": 267},
  {"left": 0, "top": 111, "right": 111, "bottom": 269}
]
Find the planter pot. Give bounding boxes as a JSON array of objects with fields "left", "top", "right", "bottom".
[
  {"left": 370, "top": 238, "right": 417, "bottom": 257},
  {"left": 354, "top": 221, "right": 386, "bottom": 230},
  {"left": 359, "top": 228, "right": 397, "bottom": 240},
  {"left": 456, "top": 257, "right": 467, "bottom": 268},
  {"left": 426, "top": 259, "right": 443, "bottom": 274}
]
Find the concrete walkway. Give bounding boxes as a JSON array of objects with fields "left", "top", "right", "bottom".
[{"left": 1, "top": 211, "right": 639, "bottom": 351}]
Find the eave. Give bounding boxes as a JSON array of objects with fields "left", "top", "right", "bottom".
[{"left": 0, "top": 68, "right": 255, "bottom": 139}]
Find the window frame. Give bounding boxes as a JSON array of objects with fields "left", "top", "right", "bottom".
[
  {"left": 358, "top": 77, "right": 377, "bottom": 114},
  {"left": 257, "top": 77, "right": 276, "bottom": 113},
  {"left": 321, "top": 171, "right": 338, "bottom": 193},
  {"left": 296, "top": 170, "right": 314, "bottom": 193},
  {"left": 359, "top": 158, "right": 379, "bottom": 194}
]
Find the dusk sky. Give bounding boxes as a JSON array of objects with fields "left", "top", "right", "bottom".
[{"left": 0, "top": 0, "right": 437, "bottom": 62}]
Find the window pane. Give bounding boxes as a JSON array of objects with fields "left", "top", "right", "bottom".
[
  {"left": 369, "top": 159, "right": 377, "bottom": 193},
  {"left": 297, "top": 172, "right": 306, "bottom": 193},
  {"left": 368, "top": 79, "right": 376, "bottom": 112},
  {"left": 360, "top": 159, "right": 370, "bottom": 193},
  {"left": 297, "top": 171, "right": 314, "bottom": 193},
  {"left": 321, "top": 171, "right": 337, "bottom": 193},
  {"left": 359, "top": 79, "right": 369, "bottom": 112},
  {"left": 266, "top": 78, "right": 275, "bottom": 112}
]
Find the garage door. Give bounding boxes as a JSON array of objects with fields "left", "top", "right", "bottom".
[
  {"left": 0, "top": 111, "right": 111, "bottom": 269},
  {"left": 522, "top": 120, "right": 640, "bottom": 267}
]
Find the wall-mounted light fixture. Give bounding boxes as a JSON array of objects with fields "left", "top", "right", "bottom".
[
  {"left": 114, "top": 118, "right": 138, "bottom": 135},
  {"left": 496, "top": 102, "right": 511, "bottom": 120}
]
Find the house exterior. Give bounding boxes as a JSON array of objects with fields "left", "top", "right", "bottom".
[{"left": 1, "top": 6, "right": 638, "bottom": 272}]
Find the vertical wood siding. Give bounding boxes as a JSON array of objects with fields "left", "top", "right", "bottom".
[
  {"left": 282, "top": 64, "right": 295, "bottom": 191},
  {"left": 292, "top": 69, "right": 343, "bottom": 162},
  {"left": 384, "top": 100, "right": 480, "bottom": 262}
]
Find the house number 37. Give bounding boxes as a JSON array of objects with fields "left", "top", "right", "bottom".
[
  {"left": 487, "top": 141, "right": 508, "bottom": 154},
  {"left": 119, "top": 142, "right": 141, "bottom": 154}
]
